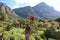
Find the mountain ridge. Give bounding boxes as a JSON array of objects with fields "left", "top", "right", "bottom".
[
  {"left": 13, "top": 6, "right": 40, "bottom": 19},
  {"left": 13, "top": 2, "right": 60, "bottom": 20}
]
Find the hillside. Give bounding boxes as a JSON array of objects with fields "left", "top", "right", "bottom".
[
  {"left": 13, "top": 6, "right": 39, "bottom": 19},
  {"left": 0, "top": 3, "right": 19, "bottom": 19}
]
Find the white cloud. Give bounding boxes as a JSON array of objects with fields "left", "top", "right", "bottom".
[
  {"left": 13, "top": 5, "right": 19, "bottom": 8},
  {"left": 14, "top": 0, "right": 59, "bottom": 6},
  {"left": 14, "top": 0, "right": 41, "bottom": 6},
  {"left": 13, "top": 3, "right": 29, "bottom": 9},
  {"left": 14, "top": 0, "right": 60, "bottom": 11}
]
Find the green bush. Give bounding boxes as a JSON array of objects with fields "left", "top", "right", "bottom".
[
  {"left": 44, "top": 27, "right": 60, "bottom": 39},
  {"left": 3, "top": 28, "right": 25, "bottom": 40}
]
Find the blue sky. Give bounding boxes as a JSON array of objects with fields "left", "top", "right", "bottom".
[
  {"left": 0, "top": 0, "right": 60, "bottom": 11},
  {"left": 0, "top": 0, "right": 29, "bottom": 9},
  {"left": 0, "top": 0, "right": 16, "bottom": 8}
]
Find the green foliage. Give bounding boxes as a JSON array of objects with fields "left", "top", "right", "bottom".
[
  {"left": 30, "top": 35, "right": 35, "bottom": 40},
  {"left": 0, "top": 12, "right": 8, "bottom": 21},
  {"left": 44, "top": 27, "right": 60, "bottom": 39},
  {"left": 3, "top": 28, "right": 25, "bottom": 40},
  {"left": 55, "top": 18, "right": 60, "bottom": 22},
  {"left": 37, "top": 22, "right": 43, "bottom": 28},
  {"left": 44, "top": 27, "right": 55, "bottom": 38},
  {"left": 0, "top": 11, "right": 60, "bottom": 40},
  {"left": 39, "top": 19, "right": 45, "bottom": 23},
  {"left": 30, "top": 31, "right": 44, "bottom": 40},
  {"left": 43, "top": 22, "right": 51, "bottom": 28},
  {"left": 48, "top": 20, "right": 52, "bottom": 22}
]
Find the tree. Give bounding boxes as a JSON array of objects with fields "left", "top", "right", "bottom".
[
  {"left": 48, "top": 20, "right": 52, "bottom": 22},
  {"left": 25, "top": 16, "right": 35, "bottom": 40},
  {"left": 44, "top": 27, "right": 55, "bottom": 40},
  {"left": 55, "top": 18, "right": 60, "bottom": 27},
  {"left": 25, "top": 21, "right": 31, "bottom": 40},
  {"left": 39, "top": 19, "right": 45, "bottom": 23},
  {"left": 6, "top": 25, "right": 11, "bottom": 31},
  {"left": 0, "top": 11, "right": 8, "bottom": 21}
]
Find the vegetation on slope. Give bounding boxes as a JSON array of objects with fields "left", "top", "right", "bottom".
[{"left": 0, "top": 10, "right": 60, "bottom": 40}]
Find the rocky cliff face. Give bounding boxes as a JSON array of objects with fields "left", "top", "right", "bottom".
[{"left": 0, "top": 3, "right": 19, "bottom": 19}]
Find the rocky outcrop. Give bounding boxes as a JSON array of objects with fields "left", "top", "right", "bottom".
[{"left": 0, "top": 3, "right": 19, "bottom": 19}]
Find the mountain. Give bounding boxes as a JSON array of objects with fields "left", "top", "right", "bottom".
[
  {"left": 33, "top": 2, "right": 60, "bottom": 20},
  {"left": 13, "top": 2, "right": 60, "bottom": 20},
  {"left": 13, "top": 6, "right": 40, "bottom": 19},
  {"left": 0, "top": 3, "right": 19, "bottom": 19}
]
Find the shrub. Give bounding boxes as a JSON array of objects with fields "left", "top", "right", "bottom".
[{"left": 44, "top": 27, "right": 60, "bottom": 39}]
